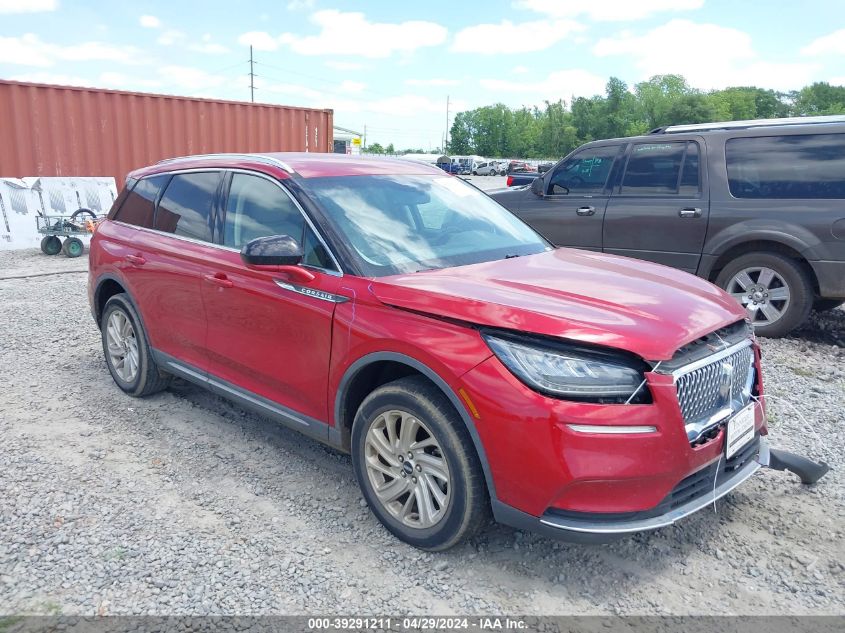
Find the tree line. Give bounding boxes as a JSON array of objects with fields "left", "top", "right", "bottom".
[{"left": 445, "top": 75, "right": 845, "bottom": 160}]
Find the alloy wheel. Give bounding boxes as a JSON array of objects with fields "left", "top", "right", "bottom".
[
  {"left": 106, "top": 310, "right": 139, "bottom": 383},
  {"left": 364, "top": 409, "right": 451, "bottom": 529},
  {"left": 726, "top": 266, "right": 791, "bottom": 326}
]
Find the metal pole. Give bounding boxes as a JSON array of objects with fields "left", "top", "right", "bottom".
[
  {"left": 249, "top": 45, "right": 255, "bottom": 103},
  {"left": 445, "top": 95, "right": 450, "bottom": 151}
]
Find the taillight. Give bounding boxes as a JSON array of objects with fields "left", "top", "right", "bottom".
[{"left": 506, "top": 175, "right": 513, "bottom": 187}]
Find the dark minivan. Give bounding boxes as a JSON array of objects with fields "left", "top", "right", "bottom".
[{"left": 491, "top": 116, "right": 845, "bottom": 337}]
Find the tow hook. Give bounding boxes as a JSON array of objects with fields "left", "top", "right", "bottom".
[{"left": 758, "top": 441, "right": 830, "bottom": 484}]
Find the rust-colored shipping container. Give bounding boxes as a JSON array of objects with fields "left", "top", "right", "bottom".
[{"left": 0, "top": 80, "right": 333, "bottom": 184}]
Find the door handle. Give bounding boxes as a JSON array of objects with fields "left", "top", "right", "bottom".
[
  {"left": 125, "top": 254, "right": 146, "bottom": 266},
  {"left": 576, "top": 206, "right": 596, "bottom": 216},
  {"left": 203, "top": 273, "right": 233, "bottom": 289},
  {"left": 679, "top": 207, "right": 702, "bottom": 218}
]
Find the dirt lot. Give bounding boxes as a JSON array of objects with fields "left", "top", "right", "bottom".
[{"left": 1, "top": 248, "right": 843, "bottom": 616}]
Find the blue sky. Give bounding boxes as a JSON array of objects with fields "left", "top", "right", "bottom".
[{"left": 1, "top": 0, "right": 844, "bottom": 149}]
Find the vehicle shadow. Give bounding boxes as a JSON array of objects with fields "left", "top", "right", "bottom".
[{"left": 787, "top": 306, "right": 845, "bottom": 346}]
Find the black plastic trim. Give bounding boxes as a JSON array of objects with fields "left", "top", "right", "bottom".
[
  {"left": 334, "top": 351, "right": 497, "bottom": 500},
  {"left": 152, "top": 349, "right": 340, "bottom": 448}
]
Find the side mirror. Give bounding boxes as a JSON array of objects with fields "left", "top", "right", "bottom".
[
  {"left": 240, "top": 235, "right": 315, "bottom": 282},
  {"left": 530, "top": 177, "right": 545, "bottom": 197}
]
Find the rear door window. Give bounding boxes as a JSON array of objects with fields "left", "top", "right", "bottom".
[
  {"left": 726, "top": 133, "right": 845, "bottom": 199},
  {"left": 114, "top": 175, "right": 169, "bottom": 228},
  {"left": 154, "top": 172, "right": 221, "bottom": 242},
  {"left": 620, "top": 142, "right": 693, "bottom": 195}
]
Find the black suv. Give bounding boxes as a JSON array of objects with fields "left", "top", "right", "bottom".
[{"left": 490, "top": 116, "right": 845, "bottom": 337}]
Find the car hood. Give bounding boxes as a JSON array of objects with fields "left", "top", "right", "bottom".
[{"left": 370, "top": 249, "right": 747, "bottom": 361}]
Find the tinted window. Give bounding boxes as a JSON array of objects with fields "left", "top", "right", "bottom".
[
  {"left": 679, "top": 142, "right": 700, "bottom": 196},
  {"left": 155, "top": 172, "right": 219, "bottom": 241},
  {"left": 223, "top": 174, "right": 303, "bottom": 248},
  {"left": 726, "top": 133, "right": 845, "bottom": 199},
  {"left": 621, "top": 142, "right": 687, "bottom": 194},
  {"left": 223, "top": 173, "right": 336, "bottom": 271},
  {"left": 114, "top": 175, "right": 168, "bottom": 228},
  {"left": 548, "top": 145, "right": 619, "bottom": 194}
]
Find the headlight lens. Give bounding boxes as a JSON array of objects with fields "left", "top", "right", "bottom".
[{"left": 483, "top": 334, "right": 646, "bottom": 401}]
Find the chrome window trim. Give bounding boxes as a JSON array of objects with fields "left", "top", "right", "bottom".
[
  {"left": 118, "top": 167, "right": 343, "bottom": 278},
  {"left": 224, "top": 168, "right": 343, "bottom": 276}
]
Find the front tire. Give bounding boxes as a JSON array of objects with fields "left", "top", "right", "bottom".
[
  {"left": 715, "top": 252, "right": 813, "bottom": 337},
  {"left": 101, "top": 294, "right": 170, "bottom": 397},
  {"left": 352, "top": 376, "right": 489, "bottom": 551}
]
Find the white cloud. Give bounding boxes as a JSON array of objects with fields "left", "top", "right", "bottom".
[
  {"left": 139, "top": 15, "right": 161, "bottom": 29},
  {"left": 0, "top": 0, "right": 56, "bottom": 14},
  {"left": 405, "top": 78, "right": 460, "bottom": 87},
  {"left": 10, "top": 71, "right": 162, "bottom": 91},
  {"left": 287, "top": 0, "right": 314, "bottom": 10},
  {"left": 594, "top": 20, "right": 819, "bottom": 91},
  {"left": 0, "top": 33, "right": 144, "bottom": 67},
  {"left": 329, "top": 94, "right": 468, "bottom": 117},
  {"left": 279, "top": 10, "right": 448, "bottom": 58},
  {"left": 325, "top": 60, "right": 364, "bottom": 71},
  {"left": 157, "top": 65, "right": 229, "bottom": 91},
  {"left": 9, "top": 71, "right": 92, "bottom": 86},
  {"left": 452, "top": 19, "right": 584, "bottom": 54},
  {"left": 802, "top": 29, "right": 845, "bottom": 56},
  {"left": 189, "top": 35, "right": 229, "bottom": 55},
  {"left": 514, "top": 0, "right": 704, "bottom": 21},
  {"left": 238, "top": 30, "right": 279, "bottom": 51},
  {"left": 480, "top": 69, "right": 607, "bottom": 101},
  {"left": 157, "top": 29, "right": 186, "bottom": 46},
  {"left": 512, "top": 65, "right": 529, "bottom": 74},
  {"left": 339, "top": 80, "right": 366, "bottom": 93}
]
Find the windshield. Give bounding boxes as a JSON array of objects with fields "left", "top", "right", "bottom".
[{"left": 300, "top": 174, "right": 549, "bottom": 277}]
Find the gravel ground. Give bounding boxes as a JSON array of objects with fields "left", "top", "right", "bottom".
[{"left": 0, "top": 248, "right": 843, "bottom": 616}]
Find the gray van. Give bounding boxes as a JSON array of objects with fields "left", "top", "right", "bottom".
[{"left": 490, "top": 115, "right": 845, "bottom": 337}]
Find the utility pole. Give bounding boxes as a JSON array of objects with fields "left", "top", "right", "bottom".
[
  {"left": 249, "top": 45, "right": 255, "bottom": 103},
  {"left": 363, "top": 124, "right": 367, "bottom": 150},
  {"left": 445, "top": 95, "right": 450, "bottom": 152}
]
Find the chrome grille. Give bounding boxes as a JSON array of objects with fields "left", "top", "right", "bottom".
[{"left": 675, "top": 342, "right": 754, "bottom": 426}]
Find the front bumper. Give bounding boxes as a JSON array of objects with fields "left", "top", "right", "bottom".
[
  {"left": 459, "top": 347, "right": 767, "bottom": 536},
  {"left": 491, "top": 437, "right": 766, "bottom": 543}
]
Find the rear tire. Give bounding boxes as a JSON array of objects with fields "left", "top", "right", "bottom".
[
  {"left": 715, "top": 252, "right": 813, "bottom": 338},
  {"left": 101, "top": 294, "right": 170, "bottom": 397},
  {"left": 813, "top": 299, "right": 843, "bottom": 312},
  {"left": 40, "top": 235, "right": 61, "bottom": 255},
  {"left": 351, "top": 376, "right": 489, "bottom": 551}
]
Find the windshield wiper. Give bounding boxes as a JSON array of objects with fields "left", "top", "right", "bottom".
[{"left": 504, "top": 253, "right": 522, "bottom": 259}]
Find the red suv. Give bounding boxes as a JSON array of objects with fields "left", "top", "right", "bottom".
[{"left": 89, "top": 153, "right": 767, "bottom": 550}]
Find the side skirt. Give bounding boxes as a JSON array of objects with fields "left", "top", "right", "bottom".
[{"left": 152, "top": 349, "right": 343, "bottom": 450}]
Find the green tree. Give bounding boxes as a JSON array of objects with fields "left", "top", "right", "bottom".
[
  {"left": 367, "top": 142, "right": 384, "bottom": 154},
  {"left": 794, "top": 82, "right": 845, "bottom": 115},
  {"left": 634, "top": 74, "right": 693, "bottom": 129}
]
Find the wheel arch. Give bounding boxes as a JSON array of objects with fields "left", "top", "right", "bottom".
[
  {"left": 702, "top": 237, "right": 820, "bottom": 295},
  {"left": 334, "top": 352, "right": 497, "bottom": 500},
  {"left": 92, "top": 273, "right": 148, "bottom": 329}
]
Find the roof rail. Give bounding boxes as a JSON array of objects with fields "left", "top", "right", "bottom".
[
  {"left": 653, "top": 115, "right": 845, "bottom": 134},
  {"left": 155, "top": 153, "right": 294, "bottom": 173}
]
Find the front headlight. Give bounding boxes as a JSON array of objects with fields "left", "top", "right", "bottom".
[{"left": 483, "top": 333, "right": 648, "bottom": 403}]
